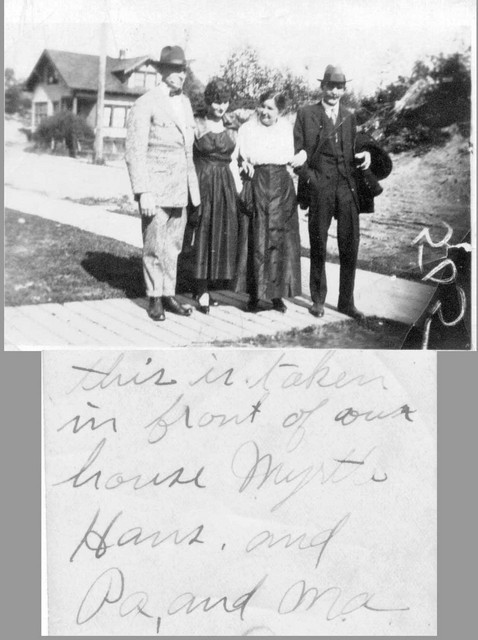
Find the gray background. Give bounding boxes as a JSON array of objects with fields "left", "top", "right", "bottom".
[{"left": 0, "top": 350, "right": 476, "bottom": 638}]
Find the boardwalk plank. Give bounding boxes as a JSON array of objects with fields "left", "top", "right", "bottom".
[
  {"left": 101, "top": 298, "right": 201, "bottom": 345},
  {"left": 5, "top": 307, "right": 66, "bottom": 347},
  {"left": 215, "top": 291, "right": 304, "bottom": 332},
  {"left": 45, "top": 303, "right": 126, "bottom": 347},
  {"left": 67, "top": 301, "right": 144, "bottom": 346},
  {"left": 3, "top": 326, "right": 24, "bottom": 350},
  {"left": 211, "top": 303, "right": 293, "bottom": 337},
  {"left": 16, "top": 303, "right": 103, "bottom": 347},
  {"left": 174, "top": 295, "right": 254, "bottom": 341},
  {"left": 76, "top": 300, "right": 180, "bottom": 347}
]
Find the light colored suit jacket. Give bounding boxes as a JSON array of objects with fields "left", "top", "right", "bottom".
[{"left": 125, "top": 85, "right": 200, "bottom": 208}]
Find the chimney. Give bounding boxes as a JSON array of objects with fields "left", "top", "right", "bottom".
[{"left": 119, "top": 49, "right": 126, "bottom": 60}]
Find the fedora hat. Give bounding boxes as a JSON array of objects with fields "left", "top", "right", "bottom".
[
  {"left": 318, "top": 65, "right": 350, "bottom": 84},
  {"left": 158, "top": 45, "right": 187, "bottom": 67}
]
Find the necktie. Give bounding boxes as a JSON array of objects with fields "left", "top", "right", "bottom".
[{"left": 169, "top": 89, "right": 182, "bottom": 97}]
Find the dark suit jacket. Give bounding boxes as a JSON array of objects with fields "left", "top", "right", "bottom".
[
  {"left": 293, "top": 102, "right": 392, "bottom": 213},
  {"left": 294, "top": 102, "right": 358, "bottom": 209}
]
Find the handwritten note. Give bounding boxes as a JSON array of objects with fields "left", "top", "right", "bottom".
[{"left": 43, "top": 350, "right": 436, "bottom": 636}]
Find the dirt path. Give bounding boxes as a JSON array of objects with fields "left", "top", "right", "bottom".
[{"left": 355, "top": 132, "right": 471, "bottom": 276}]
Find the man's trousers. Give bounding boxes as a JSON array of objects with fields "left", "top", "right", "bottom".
[
  {"left": 141, "top": 206, "right": 187, "bottom": 297},
  {"left": 308, "top": 173, "right": 360, "bottom": 308}
]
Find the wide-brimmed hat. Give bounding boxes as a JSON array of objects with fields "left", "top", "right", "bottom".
[
  {"left": 318, "top": 65, "right": 350, "bottom": 84},
  {"left": 157, "top": 45, "right": 187, "bottom": 67}
]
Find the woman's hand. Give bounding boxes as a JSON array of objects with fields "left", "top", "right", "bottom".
[
  {"left": 139, "top": 192, "right": 156, "bottom": 217},
  {"left": 241, "top": 160, "right": 255, "bottom": 179}
]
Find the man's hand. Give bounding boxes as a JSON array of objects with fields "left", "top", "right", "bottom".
[
  {"left": 354, "top": 151, "right": 371, "bottom": 170},
  {"left": 139, "top": 192, "right": 156, "bottom": 217},
  {"left": 289, "top": 150, "right": 307, "bottom": 169}
]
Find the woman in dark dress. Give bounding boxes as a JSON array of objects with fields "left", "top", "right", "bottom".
[
  {"left": 236, "top": 90, "right": 302, "bottom": 312},
  {"left": 189, "top": 79, "right": 239, "bottom": 313}
]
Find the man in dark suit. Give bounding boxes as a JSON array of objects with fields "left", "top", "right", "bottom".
[{"left": 293, "top": 65, "right": 371, "bottom": 320}]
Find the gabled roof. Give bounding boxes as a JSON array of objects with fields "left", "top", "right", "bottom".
[{"left": 25, "top": 49, "right": 155, "bottom": 95}]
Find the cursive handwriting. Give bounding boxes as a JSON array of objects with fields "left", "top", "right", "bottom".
[
  {"left": 232, "top": 441, "right": 382, "bottom": 511},
  {"left": 245, "top": 514, "right": 350, "bottom": 569},
  {"left": 58, "top": 404, "right": 117, "bottom": 434},
  {"left": 334, "top": 403, "right": 416, "bottom": 426},
  {"left": 68, "top": 354, "right": 177, "bottom": 393},
  {"left": 278, "top": 578, "right": 409, "bottom": 619},
  {"left": 248, "top": 351, "right": 388, "bottom": 392},
  {"left": 70, "top": 508, "right": 205, "bottom": 562},
  {"left": 77, "top": 567, "right": 266, "bottom": 632},
  {"left": 143, "top": 393, "right": 270, "bottom": 443},
  {"left": 189, "top": 353, "right": 236, "bottom": 387},
  {"left": 55, "top": 438, "right": 206, "bottom": 491},
  {"left": 168, "top": 575, "right": 267, "bottom": 620},
  {"left": 76, "top": 567, "right": 157, "bottom": 626}
]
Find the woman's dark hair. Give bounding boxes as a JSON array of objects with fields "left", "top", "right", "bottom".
[
  {"left": 259, "top": 89, "right": 287, "bottom": 112},
  {"left": 204, "top": 79, "right": 231, "bottom": 105}
]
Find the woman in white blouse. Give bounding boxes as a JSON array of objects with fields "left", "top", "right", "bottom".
[{"left": 235, "top": 90, "right": 302, "bottom": 312}]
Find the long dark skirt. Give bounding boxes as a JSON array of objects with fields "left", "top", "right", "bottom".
[
  {"left": 177, "top": 159, "right": 238, "bottom": 293},
  {"left": 192, "top": 159, "right": 238, "bottom": 280},
  {"left": 235, "top": 164, "right": 302, "bottom": 300}
]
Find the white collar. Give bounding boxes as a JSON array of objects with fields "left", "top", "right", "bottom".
[
  {"left": 159, "top": 83, "right": 181, "bottom": 98},
  {"left": 322, "top": 101, "right": 339, "bottom": 117}
]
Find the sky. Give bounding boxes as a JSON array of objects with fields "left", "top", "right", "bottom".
[{"left": 4, "top": 0, "right": 475, "bottom": 96}]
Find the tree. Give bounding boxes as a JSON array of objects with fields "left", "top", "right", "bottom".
[
  {"left": 217, "top": 46, "right": 314, "bottom": 111},
  {"left": 183, "top": 65, "right": 205, "bottom": 114},
  {"left": 5, "top": 67, "right": 31, "bottom": 115},
  {"left": 356, "top": 49, "right": 472, "bottom": 151}
]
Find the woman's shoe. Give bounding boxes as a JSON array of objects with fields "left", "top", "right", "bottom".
[
  {"left": 272, "top": 298, "right": 287, "bottom": 313},
  {"left": 196, "top": 292, "right": 210, "bottom": 314}
]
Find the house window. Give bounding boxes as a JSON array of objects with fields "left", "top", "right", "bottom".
[
  {"left": 111, "top": 106, "right": 128, "bottom": 128},
  {"left": 104, "top": 106, "right": 112, "bottom": 126},
  {"left": 34, "top": 102, "right": 48, "bottom": 128},
  {"left": 104, "top": 105, "right": 129, "bottom": 128},
  {"left": 130, "top": 71, "right": 158, "bottom": 89},
  {"left": 47, "top": 71, "right": 58, "bottom": 84},
  {"left": 52, "top": 101, "right": 60, "bottom": 113}
]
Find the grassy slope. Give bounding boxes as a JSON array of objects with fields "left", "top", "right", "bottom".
[{"left": 5, "top": 209, "right": 144, "bottom": 306}]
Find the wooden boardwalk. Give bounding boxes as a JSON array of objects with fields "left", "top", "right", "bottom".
[{"left": 4, "top": 277, "right": 435, "bottom": 350}]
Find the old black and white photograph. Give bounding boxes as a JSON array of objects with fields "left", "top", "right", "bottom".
[
  {"left": 4, "top": 0, "right": 473, "bottom": 635},
  {"left": 4, "top": 0, "right": 475, "bottom": 350}
]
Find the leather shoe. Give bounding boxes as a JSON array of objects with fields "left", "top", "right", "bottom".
[
  {"left": 337, "top": 304, "right": 365, "bottom": 321},
  {"left": 147, "top": 297, "right": 165, "bottom": 321},
  {"left": 246, "top": 297, "right": 260, "bottom": 313},
  {"left": 272, "top": 298, "right": 287, "bottom": 313},
  {"left": 309, "top": 302, "right": 324, "bottom": 318},
  {"left": 162, "top": 296, "right": 192, "bottom": 316}
]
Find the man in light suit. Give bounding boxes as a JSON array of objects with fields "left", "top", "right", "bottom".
[
  {"left": 293, "top": 65, "right": 372, "bottom": 320},
  {"left": 126, "top": 45, "right": 200, "bottom": 321}
]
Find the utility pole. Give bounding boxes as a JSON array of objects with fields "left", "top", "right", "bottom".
[{"left": 94, "top": 21, "right": 107, "bottom": 164}]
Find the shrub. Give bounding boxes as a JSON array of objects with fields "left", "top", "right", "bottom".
[{"left": 33, "top": 111, "right": 94, "bottom": 157}]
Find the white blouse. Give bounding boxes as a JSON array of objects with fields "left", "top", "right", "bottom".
[{"left": 237, "top": 115, "right": 295, "bottom": 166}]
